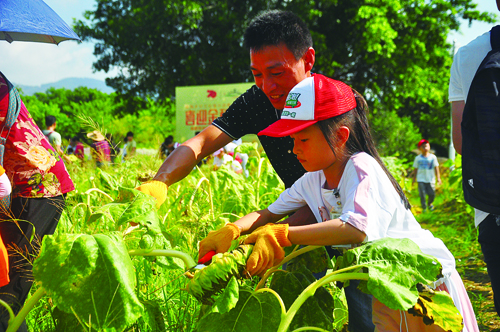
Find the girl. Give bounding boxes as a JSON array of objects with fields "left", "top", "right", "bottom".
[{"left": 199, "top": 74, "right": 478, "bottom": 331}]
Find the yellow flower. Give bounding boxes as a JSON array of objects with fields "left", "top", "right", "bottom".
[{"left": 26, "top": 145, "right": 56, "bottom": 172}]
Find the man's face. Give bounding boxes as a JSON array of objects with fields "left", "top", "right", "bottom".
[{"left": 250, "top": 44, "right": 310, "bottom": 110}]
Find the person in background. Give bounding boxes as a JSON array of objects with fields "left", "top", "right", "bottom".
[
  {"left": 87, "top": 130, "right": 111, "bottom": 167},
  {"left": 212, "top": 148, "right": 243, "bottom": 174},
  {"left": 411, "top": 139, "right": 441, "bottom": 211},
  {"left": 0, "top": 72, "right": 75, "bottom": 331},
  {"left": 123, "top": 131, "right": 136, "bottom": 160},
  {"left": 106, "top": 133, "right": 120, "bottom": 163},
  {"left": 66, "top": 136, "right": 85, "bottom": 160},
  {"left": 42, "top": 115, "right": 65, "bottom": 157},
  {"left": 160, "top": 135, "right": 175, "bottom": 160},
  {"left": 449, "top": 0, "right": 500, "bottom": 317}
]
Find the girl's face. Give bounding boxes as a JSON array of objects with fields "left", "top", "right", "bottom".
[{"left": 290, "top": 124, "right": 337, "bottom": 173}]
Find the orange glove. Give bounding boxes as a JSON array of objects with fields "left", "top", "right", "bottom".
[
  {"left": 0, "top": 166, "right": 4, "bottom": 176},
  {"left": 136, "top": 180, "right": 168, "bottom": 208},
  {"left": 199, "top": 223, "right": 241, "bottom": 258},
  {"left": 244, "top": 223, "right": 292, "bottom": 277}
]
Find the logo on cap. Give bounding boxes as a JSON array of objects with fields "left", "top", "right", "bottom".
[{"left": 284, "top": 93, "right": 301, "bottom": 108}]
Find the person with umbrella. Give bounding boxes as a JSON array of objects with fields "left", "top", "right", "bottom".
[{"left": 0, "top": 1, "right": 80, "bottom": 330}]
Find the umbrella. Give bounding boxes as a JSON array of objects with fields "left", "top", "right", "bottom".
[{"left": 0, "top": 0, "right": 81, "bottom": 45}]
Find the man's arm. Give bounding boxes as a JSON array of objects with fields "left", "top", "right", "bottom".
[
  {"left": 153, "top": 125, "right": 233, "bottom": 186},
  {"left": 451, "top": 100, "right": 465, "bottom": 155}
]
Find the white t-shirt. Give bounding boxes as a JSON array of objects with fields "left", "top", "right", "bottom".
[
  {"left": 413, "top": 154, "right": 439, "bottom": 184},
  {"left": 42, "top": 130, "right": 62, "bottom": 146},
  {"left": 213, "top": 154, "right": 242, "bottom": 173},
  {"left": 268, "top": 152, "right": 456, "bottom": 276},
  {"left": 449, "top": 30, "right": 492, "bottom": 227},
  {"left": 449, "top": 31, "right": 491, "bottom": 103}
]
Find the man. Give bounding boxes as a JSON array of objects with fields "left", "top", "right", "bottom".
[
  {"left": 42, "top": 115, "right": 64, "bottom": 156},
  {"left": 138, "top": 10, "right": 374, "bottom": 331},
  {"left": 449, "top": 0, "right": 500, "bottom": 316}
]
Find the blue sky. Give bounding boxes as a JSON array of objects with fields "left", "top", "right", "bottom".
[{"left": 0, "top": 0, "right": 498, "bottom": 87}]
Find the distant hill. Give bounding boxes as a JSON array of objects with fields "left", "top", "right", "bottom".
[{"left": 15, "top": 77, "right": 115, "bottom": 95}]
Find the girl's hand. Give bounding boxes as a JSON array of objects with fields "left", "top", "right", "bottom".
[
  {"left": 244, "top": 223, "right": 292, "bottom": 277},
  {"left": 198, "top": 223, "right": 241, "bottom": 259}
]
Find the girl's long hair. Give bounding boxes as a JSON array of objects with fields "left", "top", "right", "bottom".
[{"left": 317, "top": 89, "right": 411, "bottom": 209}]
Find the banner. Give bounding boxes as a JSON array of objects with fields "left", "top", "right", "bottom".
[{"left": 175, "top": 82, "right": 254, "bottom": 143}]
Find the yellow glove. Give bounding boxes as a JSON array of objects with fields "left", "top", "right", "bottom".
[
  {"left": 136, "top": 180, "right": 168, "bottom": 208},
  {"left": 0, "top": 166, "right": 4, "bottom": 177},
  {"left": 199, "top": 223, "right": 241, "bottom": 259},
  {"left": 244, "top": 223, "right": 291, "bottom": 277}
]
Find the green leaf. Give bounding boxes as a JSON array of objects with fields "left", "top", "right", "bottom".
[
  {"left": 33, "top": 233, "right": 144, "bottom": 331},
  {"left": 408, "top": 286, "right": 463, "bottom": 332},
  {"left": 209, "top": 276, "right": 240, "bottom": 314},
  {"left": 195, "top": 289, "right": 282, "bottom": 332},
  {"left": 339, "top": 238, "right": 443, "bottom": 311},
  {"left": 270, "top": 264, "right": 335, "bottom": 331},
  {"left": 140, "top": 299, "right": 166, "bottom": 332},
  {"left": 96, "top": 168, "right": 119, "bottom": 192},
  {"left": 88, "top": 187, "right": 161, "bottom": 233},
  {"left": 286, "top": 246, "right": 333, "bottom": 273}
]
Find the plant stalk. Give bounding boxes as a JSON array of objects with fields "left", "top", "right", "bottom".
[
  {"left": 277, "top": 272, "right": 368, "bottom": 332},
  {"left": 256, "top": 245, "right": 321, "bottom": 289},
  {"left": 6, "top": 287, "right": 46, "bottom": 332},
  {"left": 128, "top": 249, "right": 196, "bottom": 270}
]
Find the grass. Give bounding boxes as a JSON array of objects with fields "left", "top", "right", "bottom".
[{"left": 407, "top": 177, "right": 500, "bottom": 331}]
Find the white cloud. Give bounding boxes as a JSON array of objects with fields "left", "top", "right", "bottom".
[{"left": 0, "top": 40, "right": 117, "bottom": 86}]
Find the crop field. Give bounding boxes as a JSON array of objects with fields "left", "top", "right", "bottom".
[{"left": 7, "top": 146, "right": 499, "bottom": 331}]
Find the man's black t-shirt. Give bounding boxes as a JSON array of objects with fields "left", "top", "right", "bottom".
[{"left": 212, "top": 85, "right": 306, "bottom": 188}]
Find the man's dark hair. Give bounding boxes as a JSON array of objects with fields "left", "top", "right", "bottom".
[
  {"left": 243, "top": 10, "right": 313, "bottom": 60},
  {"left": 126, "top": 131, "right": 134, "bottom": 137},
  {"left": 45, "top": 115, "right": 57, "bottom": 128}
]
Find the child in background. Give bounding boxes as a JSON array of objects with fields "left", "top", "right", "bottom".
[
  {"left": 199, "top": 74, "right": 477, "bottom": 331},
  {"left": 212, "top": 148, "right": 243, "bottom": 174},
  {"left": 412, "top": 139, "right": 441, "bottom": 211}
]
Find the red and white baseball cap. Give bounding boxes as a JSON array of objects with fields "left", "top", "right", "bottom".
[
  {"left": 418, "top": 139, "right": 429, "bottom": 147},
  {"left": 258, "top": 74, "right": 357, "bottom": 137}
]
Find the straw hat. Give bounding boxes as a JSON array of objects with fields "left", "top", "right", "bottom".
[{"left": 87, "top": 130, "right": 105, "bottom": 141}]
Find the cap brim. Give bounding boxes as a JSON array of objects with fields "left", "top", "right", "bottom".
[{"left": 258, "top": 119, "right": 317, "bottom": 137}]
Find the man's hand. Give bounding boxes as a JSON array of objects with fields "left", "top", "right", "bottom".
[
  {"left": 136, "top": 180, "right": 168, "bottom": 208},
  {"left": 244, "top": 223, "right": 291, "bottom": 277},
  {"left": 198, "top": 223, "right": 241, "bottom": 259}
]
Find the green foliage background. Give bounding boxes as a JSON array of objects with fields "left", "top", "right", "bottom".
[
  {"left": 21, "top": 87, "right": 175, "bottom": 148},
  {"left": 71, "top": 0, "right": 496, "bottom": 156}
]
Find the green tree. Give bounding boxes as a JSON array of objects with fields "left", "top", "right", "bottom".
[
  {"left": 21, "top": 88, "right": 175, "bottom": 148},
  {"left": 75, "top": 0, "right": 495, "bottom": 155}
]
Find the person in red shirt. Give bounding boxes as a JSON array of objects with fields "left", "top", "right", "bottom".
[{"left": 0, "top": 72, "right": 75, "bottom": 331}]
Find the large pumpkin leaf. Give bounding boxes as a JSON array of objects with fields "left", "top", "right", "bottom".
[
  {"left": 408, "top": 286, "right": 463, "bottom": 332},
  {"left": 33, "top": 233, "right": 144, "bottom": 331},
  {"left": 88, "top": 187, "right": 161, "bottom": 233},
  {"left": 270, "top": 263, "right": 335, "bottom": 331},
  {"left": 195, "top": 289, "right": 282, "bottom": 332},
  {"left": 339, "top": 238, "right": 443, "bottom": 311}
]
